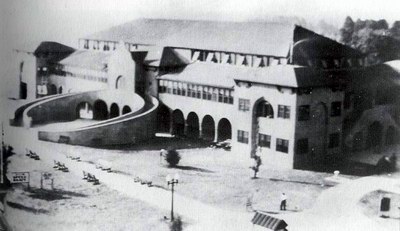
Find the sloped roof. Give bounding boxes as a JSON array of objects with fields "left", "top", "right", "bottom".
[
  {"left": 159, "top": 62, "right": 353, "bottom": 89},
  {"left": 59, "top": 50, "right": 111, "bottom": 71},
  {"left": 85, "top": 18, "right": 294, "bottom": 56}
]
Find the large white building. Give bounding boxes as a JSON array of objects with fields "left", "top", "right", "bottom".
[{"left": 11, "top": 19, "right": 400, "bottom": 170}]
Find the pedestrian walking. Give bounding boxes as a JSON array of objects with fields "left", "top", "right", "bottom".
[{"left": 280, "top": 193, "right": 287, "bottom": 211}]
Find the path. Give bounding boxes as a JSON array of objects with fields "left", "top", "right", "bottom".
[
  {"left": 281, "top": 176, "right": 400, "bottom": 231},
  {"left": 6, "top": 126, "right": 400, "bottom": 230}
]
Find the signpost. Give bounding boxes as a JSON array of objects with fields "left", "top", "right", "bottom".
[{"left": 10, "top": 172, "right": 30, "bottom": 188}]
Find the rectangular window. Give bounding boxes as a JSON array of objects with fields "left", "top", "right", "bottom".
[
  {"left": 298, "top": 105, "right": 310, "bottom": 121},
  {"left": 218, "top": 89, "right": 224, "bottom": 102},
  {"left": 202, "top": 86, "right": 208, "bottom": 100},
  {"left": 192, "top": 84, "right": 197, "bottom": 98},
  {"left": 276, "top": 138, "right": 289, "bottom": 153},
  {"left": 278, "top": 105, "right": 290, "bottom": 119},
  {"left": 167, "top": 81, "right": 172, "bottom": 94},
  {"left": 331, "top": 101, "right": 342, "bottom": 117},
  {"left": 296, "top": 138, "right": 308, "bottom": 155},
  {"left": 237, "top": 130, "right": 249, "bottom": 144},
  {"left": 177, "top": 82, "right": 182, "bottom": 95},
  {"left": 197, "top": 86, "right": 202, "bottom": 99},
  {"left": 172, "top": 82, "right": 177, "bottom": 95},
  {"left": 238, "top": 98, "right": 250, "bottom": 111},
  {"left": 328, "top": 133, "right": 340, "bottom": 148},
  {"left": 212, "top": 88, "right": 218, "bottom": 101},
  {"left": 258, "top": 134, "right": 271, "bottom": 148},
  {"left": 182, "top": 83, "right": 187, "bottom": 96},
  {"left": 228, "top": 90, "right": 234, "bottom": 104}
]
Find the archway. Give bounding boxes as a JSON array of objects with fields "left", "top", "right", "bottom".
[
  {"left": 93, "top": 100, "right": 108, "bottom": 120},
  {"left": 385, "top": 126, "right": 397, "bottom": 145},
  {"left": 366, "top": 121, "right": 383, "bottom": 150},
  {"left": 110, "top": 103, "right": 120, "bottom": 118},
  {"left": 49, "top": 84, "right": 57, "bottom": 95},
  {"left": 217, "top": 118, "right": 232, "bottom": 141},
  {"left": 255, "top": 101, "right": 274, "bottom": 118},
  {"left": 186, "top": 112, "right": 199, "bottom": 138},
  {"left": 58, "top": 86, "right": 63, "bottom": 94},
  {"left": 122, "top": 106, "right": 132, "bottom": 115},
  {"left": 172, "top": 110, "right": 185, "bottom": 136},
  {"left": 251, "top": 98, "right": 274, "bottom": 156},
  {"left": 157, "top": 104, "right": 170, "bottom": 133},
  {"left": 201, "top": 115, "right": 215, "bottom": 141},
  {"left": 76, "top": 102, "right": 93, "bottom": 119},
  {"left": 115, "top": 75, "right": 124, "bottom": 89}
]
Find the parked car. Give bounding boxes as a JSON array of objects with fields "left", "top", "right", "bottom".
[{"left": 210, "top": 139, "right": 231, "bottom": 150}]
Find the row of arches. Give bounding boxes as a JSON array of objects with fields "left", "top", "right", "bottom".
[
  {"left": 76, "top": 100, "right": 132, "bottom": 120},
  {"left": 157, "top": 106, "right": 232, "bottom": 141},
  {"left": 353, "top": 122, "right": 399, "bottom": 151}
]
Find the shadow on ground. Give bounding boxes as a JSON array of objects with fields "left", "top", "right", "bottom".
[
  {"left": 27, "top": 188, "right": 87, "bottom": 201},
  {"left": 89, "top": 137, "right": 212, "bottom": 151},
  {"left": 173, "top": 165, "right": 214, "bottom": 173},
  {"left": 7, "top": 201, "right": 49, "bottom": 214}
]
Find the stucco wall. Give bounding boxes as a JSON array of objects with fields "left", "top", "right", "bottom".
[
  {"left": 232, "top": 82, "right": 297, "bottom": 169},
  {"left": 294, "top": 87, "right": 344, "bottom": 169},
  {"left": 38, "top": 96, "right": 158, "bottom": 146}
]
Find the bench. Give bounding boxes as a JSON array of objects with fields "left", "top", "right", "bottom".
[
  {"left": 58, "top": 163, "right": 69, "bottom": 172},
  {"left": 86, "top": 173, "right": 100, "bottom": 185},
  {"left": 28, "top": 151, "right": 40, "bottom": 160}
]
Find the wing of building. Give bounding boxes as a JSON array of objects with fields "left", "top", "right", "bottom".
[{"left": 11, "top": 18, "right": 400, "bottom": 170}]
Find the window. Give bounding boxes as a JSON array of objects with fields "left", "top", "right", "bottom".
[
  {"left": 296, "top": 138, "right": 308, "bottom": 155},
  {"left": 278, "top": 105, "right": 290, "bottom": 119},
  {"left": 182, "top": 83, "right": 187, "bottom": 96},
  {"left": 237, "top": 130, "right": 249, "bottom": 144},
  {"left": 239, "top": 98, "right": 250, "bottom": 111},
  {"left": 228, "top": 90, "right": 234, "bottom": 104},
  {"left": 276, "top": 138, "right": 289, "bottom": 153},
  {"left": 328, "top": 133, "right": 340, "bottom": 148},
  {"left": 172, "top": 82, "right": 177, "bottom": 95},
  {"left": 331, "top": 102, "right": 342, "bottom": 117},
  {"left": 202, "top": 86, "right": 208, "bottom": 100},
  {"left": 258, "top": 134, "right": 271, "bottom": 148},
  {"left": 298, "top": 105, "right": 310, "bottom": 121},
  {"left": 212, "top": 88, "right": 218, "bottom": 101},
  {"left": 167, "top": 81, "right": 172, "bottom": 94}
]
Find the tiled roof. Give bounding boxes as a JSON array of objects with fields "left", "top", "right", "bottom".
[
  {"left": 59, "top": 50, "right": 111, "bottom": 71},
  {"left": 85, "top": 18, "right": 294, "bottom": 57}
]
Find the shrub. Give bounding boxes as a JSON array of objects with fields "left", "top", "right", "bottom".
[
  {"left": 170, "top": 216, "right": 183, "bottom": 231},
  {"left": 165, "top": 150, "right": 181, "bottom": 167}
]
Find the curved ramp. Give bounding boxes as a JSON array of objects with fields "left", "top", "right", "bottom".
[
  {"left": 38, "top": 95, "right": 158, "bottom": 146},
  {"left": 11, "top": 89, "right": 159, "bottom": 146}
]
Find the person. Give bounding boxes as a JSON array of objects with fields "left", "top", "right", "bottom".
[{"left": 280, "top": 193, "right": 287, "bottom": 211}]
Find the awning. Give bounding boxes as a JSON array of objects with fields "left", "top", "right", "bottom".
[{"left": 251, "top": 211, "right": 288, "bottom": 230}]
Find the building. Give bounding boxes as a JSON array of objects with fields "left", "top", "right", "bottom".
[{"left": 10, "top": 19, "right": 400, "bottom": 170}]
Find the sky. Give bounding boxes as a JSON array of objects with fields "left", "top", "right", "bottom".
[{"left": 0, "top": 0, "right": 399, "bottom": 103}]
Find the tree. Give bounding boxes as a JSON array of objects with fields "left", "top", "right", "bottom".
[
  {"left": 390, "top": 21, "right": 400, "bottom": 39},
  {"left": 250, "top": 155, "right": 262, "bottom": 179},
  {"left": 165, "top": 150, "right": 181, "bottom": 167},
  {"left": 340, "top": 16, "right": 355, "bottom": 45}
]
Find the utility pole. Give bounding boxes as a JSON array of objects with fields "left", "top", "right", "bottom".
[{"left": 1, "top": 122, "right": 4, "bottom": 184}]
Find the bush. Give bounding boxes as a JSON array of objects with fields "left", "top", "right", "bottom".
[
  {"left": 170, "top": 216, "right": 183, "bottom": 231},
  {"left": 165, "top": 150, "right": 181, "bottom": 167}
]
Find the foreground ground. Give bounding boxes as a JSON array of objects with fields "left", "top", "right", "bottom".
[{"left": 2, "top": 103, "right": 400, "bottom": 230}]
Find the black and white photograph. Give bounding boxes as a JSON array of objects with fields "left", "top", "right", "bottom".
[{"left": 1, "top": 0, "right": 400, "bottom": 230}]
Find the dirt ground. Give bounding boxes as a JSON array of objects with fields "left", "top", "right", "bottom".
[
  {"left": 46, "top": 137, "right": 339, "bottom": 213},
  {"left": 5, "top": 153, "right": 172, "bottom": 231}
]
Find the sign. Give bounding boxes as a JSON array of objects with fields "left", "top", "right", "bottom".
[{"left": 11, "top": 172, "right": 30, "bottom": 183}]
